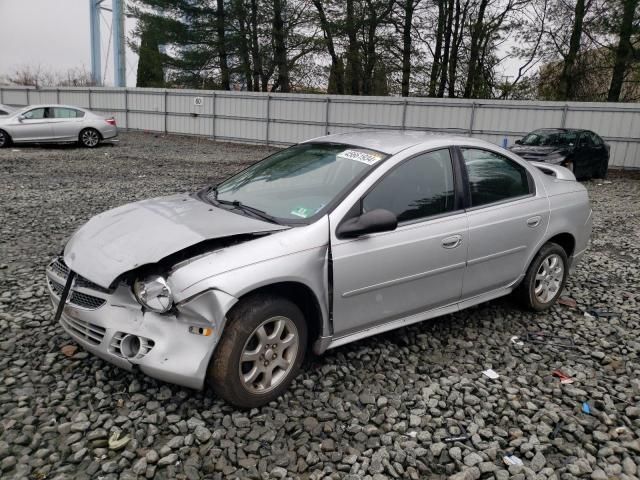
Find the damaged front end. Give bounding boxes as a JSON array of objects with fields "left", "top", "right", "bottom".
[
  {"left": 46, "top": 193, "right": 288, "bottom": 389},
  {"left": 46, "top": 255, "right": 239, "bottom": 389}
]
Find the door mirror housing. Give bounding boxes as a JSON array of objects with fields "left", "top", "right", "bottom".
[
  {"left": 337, "top": 209, "right": 398, "bottom": 238},
  {"left": 515, "top": 139, "right": 522, "bottom": 145},
  {"left": 17, "top": 115, "right": 25, "bottom": 122}
]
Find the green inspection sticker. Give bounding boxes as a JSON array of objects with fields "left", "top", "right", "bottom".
[{"left": 290, "top": 206, "right": 315, "bottom": 218}]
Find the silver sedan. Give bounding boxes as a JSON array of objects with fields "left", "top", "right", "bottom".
[
  {"left": 46, "top": 132, "right": 592, "bottom": 407},
  {"left": 0, "top": 104, "right": 117, "bottom": 148}
]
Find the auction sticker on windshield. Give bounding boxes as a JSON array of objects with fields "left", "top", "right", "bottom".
[{"left": 337, "top": 149, "right": 384, "bottom": 165}]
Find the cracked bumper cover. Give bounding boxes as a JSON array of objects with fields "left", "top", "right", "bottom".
[{"left": 47, "top": 263, "right": 237, "bottom": 390}]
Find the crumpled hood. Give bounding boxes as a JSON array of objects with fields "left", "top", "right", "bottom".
[{"left": 64, "top": 193, "right": 287, "bottom": 288}]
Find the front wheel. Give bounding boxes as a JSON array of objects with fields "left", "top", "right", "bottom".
[
  {"left": 0, "top": 129, "right": 11, "bottom": 148},
  {"left": 207, "top": 294, "right": 307, "bottom": 408},
  {"left": 517, "top": 242, "right": 568, "bottom": 311},
  {"left": 79, "top": 128, "right": 101, "bottom": 148}
]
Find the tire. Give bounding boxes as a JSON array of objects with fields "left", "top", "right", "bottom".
[
  {"left": 0, "top": 129, "right": 11, "bottom": 148},
  {"left": 207, "top": 294, "right": 307, "bottom": 408},
  {"left": 517, "top": 242, "right": 569, "bottom": 311},
  {"left": 79, "top": 128, "right": 101, "bottom": 148}
]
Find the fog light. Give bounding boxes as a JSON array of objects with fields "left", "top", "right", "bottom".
[{"left": 120, "top": 334, "right": 141, "bottom": 359}]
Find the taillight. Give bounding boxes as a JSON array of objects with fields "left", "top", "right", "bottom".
[{"left": 105, "top": 118, "right": 117, "bottom": 126}]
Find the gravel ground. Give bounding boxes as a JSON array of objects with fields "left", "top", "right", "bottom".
[{"left": 0, "top": 132, "right": 639, "bottom": 480}]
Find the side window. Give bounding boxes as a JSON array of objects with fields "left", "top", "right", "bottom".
[
  {"left": 579, "top": 132, "right": 593, "bottom": 147},
  {"left": 462, "top": 148, "right": 531, "bottom": 207},
  {"left": 589, "top": 132, "right": 603, "bottom": 146},
  {"left": 53, "top": 108, "right": 77, "bottom": 119},
  {"left": 363, "top": 149, "right": 455, "bottom": 223},
  {"left": 23, "top": 108, "right": 46, "bottom": 120}
]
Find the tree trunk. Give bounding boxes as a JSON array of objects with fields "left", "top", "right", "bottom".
[
  {"left": 250, "top": 0, "right": 263, "bottom": 91},
  {"left": 558, "top": 0, "right": 586, "bottom": 100},
  {"left": 463, "top": 0, "right": 489, "bottom": 98},
  {"left": 346, "top": 0, "right": 361, "bottom": 95},
  {"left": 448, "top": 0, "right": 464, "bottom": 97},
  {"left": 428, "top": 0, "right": 446, "bottom": 96},
  {"left": 437, "top": 0, "right": 454, "bottom": 97},
  {"left": 313, "top": 0, "right": 344, "bottom": 94},
  {"left": 607, "top": 0, "right": 638, "bottom": 101},
  {"left": 400, "top": 0, "right": 415, "bottom": 97},
  {"left": 216, "top": 0, "right": 230, "bottom": 90},
  {"left": 235, "top": 0, "right": 254, "bottom": 90},
  {"left": 272, "top": 0, "right": 289, "bottom": 92}
]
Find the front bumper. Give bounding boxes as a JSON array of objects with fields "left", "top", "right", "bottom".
[{"left": 46, "top": 258, "right": 236, "bottom": 390}]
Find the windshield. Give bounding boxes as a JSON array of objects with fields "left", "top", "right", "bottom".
[
  {"left": 212, "top": 143, "right": 387, "bottom": 222},
  {"left": 521, "top": 130, "right": 578, "bottom": 147}
]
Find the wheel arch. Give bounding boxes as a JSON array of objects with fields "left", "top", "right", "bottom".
[
  {"left": 233, "top": 281, "right": 324, "bottom": 356},
  {"left": 79, "top": 127, "right": 103, "bottom": 141},
  {"left": 0, "top": 128, "right": 12, "bottom": 144},
  {"left": 546, "top": 232, "right": 576, "bottom": 258}
]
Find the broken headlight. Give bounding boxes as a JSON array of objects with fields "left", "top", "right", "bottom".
[{"left": 133, "top": 275, "right": 173, "bottom": 313}]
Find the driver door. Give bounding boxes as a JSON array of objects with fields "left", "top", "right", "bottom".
[
  {"left": 11, "top": 107, "right": 55, "bottom": 142},
  {"left": 330, "top": 148, "right": 468, "bottom": 338}
]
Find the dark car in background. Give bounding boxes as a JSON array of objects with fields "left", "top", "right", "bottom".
[{"left": 510, "top": 128, "right": 610, "bottom": 180}]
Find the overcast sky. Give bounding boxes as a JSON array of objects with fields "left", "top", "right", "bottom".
[{"left": 0, "top": 0, "right": 138, "bottom": 86}]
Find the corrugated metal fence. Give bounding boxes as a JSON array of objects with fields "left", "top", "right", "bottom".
[{"left": 1, "top": 86, "right": 638, "bottom": 168}]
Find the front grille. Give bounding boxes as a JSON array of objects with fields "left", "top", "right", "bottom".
[
  {"left": 109, "top": 332, "right": 155, "bottom": 359},
  {"left": 51, "top": 258, "right": 109, "bottom": 293},
  {"left": 61, "top": 315, "right": 106, "bottom": 345},
  {"left": 48, "top": 278, "right": 106, "bottom": 310}
]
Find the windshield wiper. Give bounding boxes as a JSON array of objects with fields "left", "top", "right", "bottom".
[{"left": 217, "top": 198, "right": 282, "bottom": 225}]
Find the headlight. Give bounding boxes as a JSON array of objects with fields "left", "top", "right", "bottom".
[{"left": 133, "top": 275, "right": 173, "bottom": 313}]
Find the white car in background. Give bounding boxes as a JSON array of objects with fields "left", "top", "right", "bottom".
[{"left": 0, "top": 104, "right": 117, "bottom": 148}]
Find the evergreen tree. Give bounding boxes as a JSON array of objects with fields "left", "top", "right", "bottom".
[{"left": 136, "top": 23, "right": 165, "bottom": 88}]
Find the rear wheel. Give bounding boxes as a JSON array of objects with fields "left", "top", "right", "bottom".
[
  {"left": 207, "top": 294, "right": 307, "bottom": 408},
  {"left": 79, "top": 128, "right": 101, "bottom": 148},
  {"left": 517, "top": 242, "right": 568, "bottom": 311},
  {"left": 0, "top": 129, "right": 10, "bottom": 148}
]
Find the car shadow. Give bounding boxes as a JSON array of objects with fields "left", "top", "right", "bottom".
[{"left": 7, "top": 142, "right": 116, "bottom": 150}]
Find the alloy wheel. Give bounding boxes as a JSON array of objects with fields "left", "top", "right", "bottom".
[
  {"left": 81, "top": 129, "right": 99, "bottom": 147},
  {"left": 0, "top": 131, "right": 6, "bottom": 147},
  {"left": 238, "top": 315, "right": 299, "bottom": 393},
  {"left": 534, "top": 253, "right": 564, "bottom": 304}
]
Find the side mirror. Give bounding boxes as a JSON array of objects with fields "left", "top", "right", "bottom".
[
  {"left": 17, "top": 115, "right": 25, "bottom": 122},
  {"left": 337, "top": 209, "right": 398, "bottom": 238},
  {"left": 515, "top": 139, "right": 522, "bottom": 145}
]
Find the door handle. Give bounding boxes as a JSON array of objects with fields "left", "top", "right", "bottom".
[
  {"left": 527, "top": 216, "right": 542, "bottom": 228},
  {"left": 442, "top": 235, "right": 463, "bottom": 249}
]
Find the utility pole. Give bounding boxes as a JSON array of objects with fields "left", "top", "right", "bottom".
[
  {"left": 90, "top": 0, "right": 102, "bottom": 85},
  {"left": 113, "top": 0, "right": 126, "bottom": 87},
  {"left": 90, "top": 0, "right": 126, "bottom": 87}
]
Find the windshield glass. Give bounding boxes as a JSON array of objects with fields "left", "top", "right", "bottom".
[
  {"left": 213, "top": 143, "right": 387, "bottom": 222},
  {"left": 521, "top": 130, "right": 578, "bottom": 147}
]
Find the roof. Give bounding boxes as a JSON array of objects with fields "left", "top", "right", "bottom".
[
  {"left": 15, "top": 104, "right": 90, "bottom": 111},
  {"left": 308, "top": 131, "right": 466, "bottom": 155}
]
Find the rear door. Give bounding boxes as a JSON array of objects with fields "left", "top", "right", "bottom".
[
  {"left": 11, "top": 107, "right": 54, "bottom": 141},
  {"left": 51, "top": 107, "right": 85, "bottom": 141},
  {"left": 330, "top": 148, "right": 468, "bottom": 338},
  {"left": 459, "top": 147, "right": 549, "bottom": 299}
]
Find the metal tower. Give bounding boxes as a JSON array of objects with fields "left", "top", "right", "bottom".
[{"left": 89, "top": 0, "right": 126, "bottom": 87}]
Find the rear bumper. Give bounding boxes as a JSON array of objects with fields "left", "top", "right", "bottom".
[{"left": 100, "top": 126, "right": 118, "bottom": 140}]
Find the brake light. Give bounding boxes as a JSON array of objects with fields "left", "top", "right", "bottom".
[{"left": 105, "top": 118, "right": 117, "bottom": 126}]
